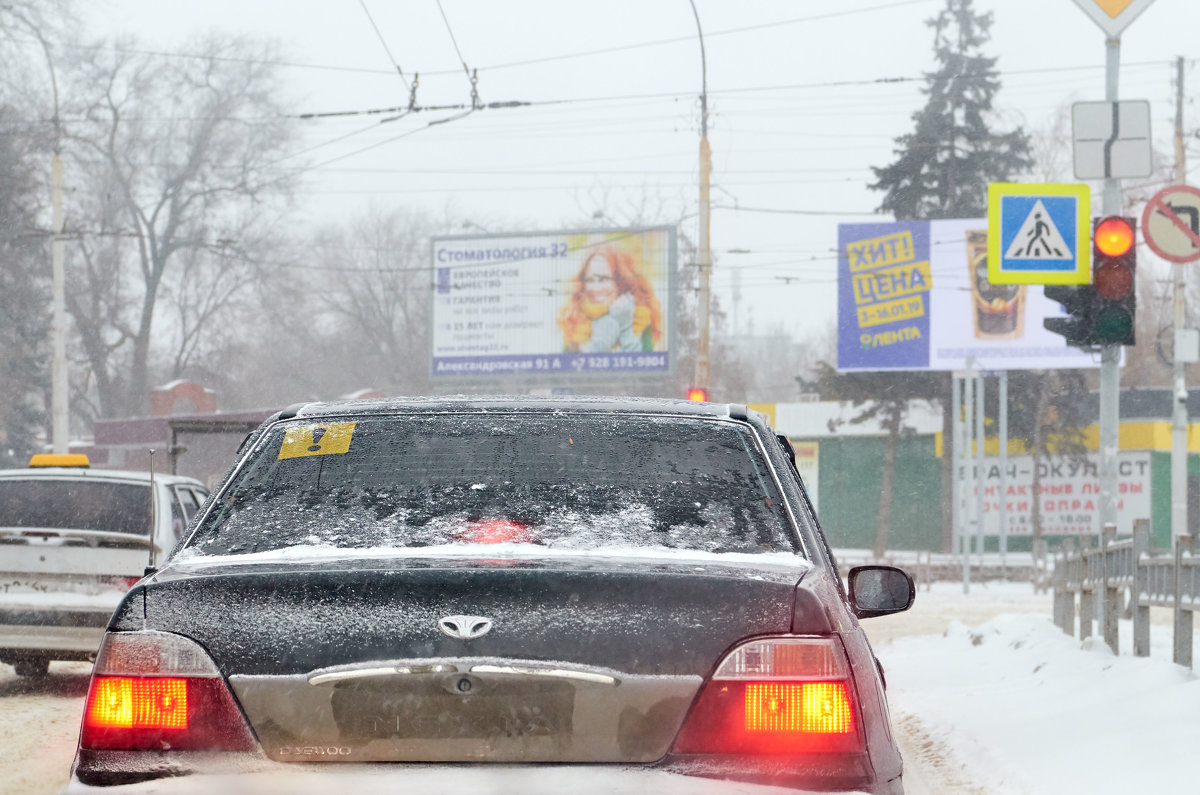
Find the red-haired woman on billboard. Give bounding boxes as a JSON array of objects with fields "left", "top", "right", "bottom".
[{"left": 558, "top": 247, "right": 663, "bottom": 353}]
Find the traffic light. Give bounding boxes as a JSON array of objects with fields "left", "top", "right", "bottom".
[
  {"left": 686, "top": 387, "right": 709, "bottom": 402},
  {"left": 1043, "top": 284, "right": 1098, "bottom": 348},
  {"left": 1090, "top": 215, "right": 1136, "bottom": 346},
  {"left": 1043, "top": 216, "right": 1137, "bottom": 348}
]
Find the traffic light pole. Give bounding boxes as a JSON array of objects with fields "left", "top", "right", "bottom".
[{"left": 1098, "top": 36, "right": 1121, "bottom": 554}]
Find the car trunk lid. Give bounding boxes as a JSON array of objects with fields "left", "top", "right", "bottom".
[{"left": 146, "top": 551, "right": 813, "bottom": 763}]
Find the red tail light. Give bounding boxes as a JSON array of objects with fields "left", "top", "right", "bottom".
[
  {"left": 674, "top": 637, "right": 864, "bottom": 755},
  {"left": 81, "top": 631, "right": 256, "bottom": 751},
  {"left": 86, "top": 676, "right": 188, "bottom": 730}
]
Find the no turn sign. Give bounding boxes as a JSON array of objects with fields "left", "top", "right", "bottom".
[{"left": 1142, "top": 185, "right": 1200, "bottom": 264}]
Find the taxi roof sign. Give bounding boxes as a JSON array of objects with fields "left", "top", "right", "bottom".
[
  {"left": 987, "top": 183, "right": 1091, "bottom": 285},
  {"left": 28, "top": 453, "right": 91, "bottom": 468},
  {"left": 1070, "top": 0, "right": 1156, "bottom": 37}
]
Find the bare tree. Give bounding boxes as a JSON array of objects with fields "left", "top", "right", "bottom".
[
  {"left": 60, "top": 34, "right": 297, "bottom": 419},
  {"left": 303, "top": 207, "right": 449, "bottom": 395},
  {"left": 0, "top": 104, "right": 49, "bottom": 465}
]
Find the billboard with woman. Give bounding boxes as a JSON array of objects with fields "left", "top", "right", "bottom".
[{"left": 431, "top": 226, "right": 674, "bottom": 377}]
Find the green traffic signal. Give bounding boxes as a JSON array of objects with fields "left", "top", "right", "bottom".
[{"left": 1093, "top": 306, "right": 1133, "bottom": 344}]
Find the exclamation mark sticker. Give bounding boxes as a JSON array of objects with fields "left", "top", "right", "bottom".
[{"left": 278, "top": 422, "right": 356, "bottom": 460}]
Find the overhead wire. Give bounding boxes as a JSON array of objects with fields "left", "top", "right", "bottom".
[
  {"left": 357, "top": 0, "right": 411, "bottom": 90},
  {"left": 416, "top": 0, "right": 939, "bottom": 76},
  {"left": 291, "top": 58, "right": 1176, "bottom": 122}
]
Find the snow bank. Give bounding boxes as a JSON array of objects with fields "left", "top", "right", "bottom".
[{"left": 878, "top": 586, "right": 1200, "bottom": 794}]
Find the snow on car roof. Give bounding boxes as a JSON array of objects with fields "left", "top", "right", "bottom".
[
  {"left": 0, "top": 467, "right": 205, "bottom": 487},
  {"left": 275, "top": 394, "right": 764, "bottom": 424}
]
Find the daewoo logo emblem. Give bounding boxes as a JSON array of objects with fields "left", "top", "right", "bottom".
[{"left": 439, "top": 615, "right": 493, "bottom": 640}]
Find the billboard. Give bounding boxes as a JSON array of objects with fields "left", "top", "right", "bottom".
[
  {"left": 837, "top": 219, "right": 1100, "bottom": 372},
  {"left": 431, "top": 227, "right": 675, "bottom": 377},
  {"left": 964, "top": 451, "right": 1150, "bottom": 537}
]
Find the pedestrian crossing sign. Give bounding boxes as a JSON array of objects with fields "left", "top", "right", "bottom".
[{"left": 987, "top": 182, "right": 1091, "bottom": 285}]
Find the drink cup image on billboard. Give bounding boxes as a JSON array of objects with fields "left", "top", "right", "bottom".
[
  {"left": 558, "top": 246, "right": 664, "bottom": 353},
  {"left": 967, "top": 229, "right": 1025, "bottom": 340}
]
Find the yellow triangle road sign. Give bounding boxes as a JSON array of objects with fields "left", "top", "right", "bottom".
[{"left": 1071, "top": 0, "right": 1155, "bottom": 36}]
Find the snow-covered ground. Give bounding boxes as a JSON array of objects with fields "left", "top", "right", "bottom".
[
  {"left": 4, "top": 581, "right": 1196, "bottom": 794},
  {"left": 865, "top": 582, "right": 1199, "bottom": 795}
]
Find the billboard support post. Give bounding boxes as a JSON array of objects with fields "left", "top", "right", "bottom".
[
  {"left": 951, "top": 374, "right": 962, "bottom": 561},
  {"left": 999, "top": 369, "right": 1009, "bottom": 575},
  {"left": 975, "top": 368, "right": 986, "bottom": 566},
  {"left": 962, "top": 358, "right": 974, "bottom": 594}
]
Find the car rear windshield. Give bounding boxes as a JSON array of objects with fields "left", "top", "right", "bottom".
[
  {"left": 0, "top": 479, "right": 152, "bottom": 536},
  {"left": 186, "top": 413, "right": 799, "bottom": 557}
]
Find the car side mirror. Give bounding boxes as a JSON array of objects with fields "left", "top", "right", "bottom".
[{"left": 847, "top": 565, "right": 915, "bottom": 619}]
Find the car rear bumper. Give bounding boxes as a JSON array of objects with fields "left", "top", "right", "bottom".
[
  {"left": 64, "top": 763, "right": 880, "bottom": 794},
  {"left": 69, "top": 751, "right": 893, "bottom": 794},
  {"left": 0, "top": 618, "right": 107, "bottom": 657}
]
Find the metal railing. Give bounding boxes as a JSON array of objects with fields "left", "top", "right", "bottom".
[{"left": 1052, "top": 519, "right": 1199, "bottom": 667}]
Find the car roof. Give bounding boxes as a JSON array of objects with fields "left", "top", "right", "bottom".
[
  {"left": 0, "top": 467, "right": 206, "bottom": 488},
  {"left": 274, "top": 395, "right": 766, "bottom": 425}
]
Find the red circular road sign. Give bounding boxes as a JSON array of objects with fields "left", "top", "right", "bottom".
[{"left": 1142, "top": 185, "right": 1200, "bottom": 264}]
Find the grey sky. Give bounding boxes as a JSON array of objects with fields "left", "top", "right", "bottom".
[{"left": 79, "top": 0, "right": 1199, "bottom": 340}]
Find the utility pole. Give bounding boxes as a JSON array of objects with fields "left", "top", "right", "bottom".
[
  {"left": 8, "top": 10, "right": 70, "bottom": 454},
  {"left": 1097, "top": 35, "right": 1122, "bottom": 547},
  {"left": 1171, "top": 55, "right": 1188, "bottom": 546},
  {"left": 51, "top": 150, "right": 67, "bottom": 454},
  {"left": 689, "top": 0, "right": 712, "bottom": 394}
]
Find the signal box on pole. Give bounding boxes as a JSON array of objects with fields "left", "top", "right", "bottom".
[
  {"left": 1090, "top": 216, "right": 1137, "bottom": 346},
  {"left": 1043, "top": 216, "right": 1137, "bottom": 348}
]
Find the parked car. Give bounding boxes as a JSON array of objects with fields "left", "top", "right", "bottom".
[
  {"left": 0, "top": 455, "right": 209, "bottom": 677},
  {"left": 68, "top": 397, "right": 914, "bottom": 793}
]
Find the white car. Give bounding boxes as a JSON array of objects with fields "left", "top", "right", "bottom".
[{"left": 0, "top": 455, "right": 209, "bottom": 677}]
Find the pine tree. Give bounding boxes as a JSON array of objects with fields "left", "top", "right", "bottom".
[
  {"left": 820, "top": 0, "right": 1035, "bottom": 557},
  {"left": 871, "top": 0, "right": 1033, "bottom": 219}
]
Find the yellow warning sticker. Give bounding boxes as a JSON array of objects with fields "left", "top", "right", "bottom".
[{"left": 277, "top": 422, "right": 357, "bottom": 461}]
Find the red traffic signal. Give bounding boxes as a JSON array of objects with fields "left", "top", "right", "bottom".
[
  {"left": 1090, "top": 216, "right": 1136, "bottom": 345},
  {"left": 686, "top": 387, "right": 709, "bottom": 402},
  {"left": 1094, "top": 216, "right": 1134, "bottom": 257}
]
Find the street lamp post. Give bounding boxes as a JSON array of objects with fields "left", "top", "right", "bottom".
[
  {"left": 688, "top": 0, "right": 712, "bottom": 394},
  {"left": 21, "top": 19, "right": 69, "bottom": 454}
]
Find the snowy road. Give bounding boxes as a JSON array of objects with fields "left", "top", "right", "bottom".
[{"left": 1, "top": 661, "right": 91, "bottom": 794}]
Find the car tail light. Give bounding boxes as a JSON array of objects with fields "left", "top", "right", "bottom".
[
  {"left": 673, "top": 637, "right": 864, "bottom": 755},
  {"left": 80, "top": 631, "right": 256, "bottom": 751}
]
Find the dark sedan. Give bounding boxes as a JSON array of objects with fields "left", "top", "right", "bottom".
[{"left": 68, "top": 397, "right": 914, "bottom": 793}]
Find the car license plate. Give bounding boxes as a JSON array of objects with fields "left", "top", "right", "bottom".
[{"left": 330, "top": 674, "right": 574, "bottom": 740}]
